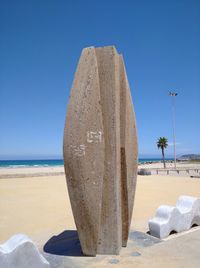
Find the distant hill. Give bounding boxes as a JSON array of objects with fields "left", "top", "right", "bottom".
[{"left": 178, "top": 154, "right": 200, "bottom": 161}]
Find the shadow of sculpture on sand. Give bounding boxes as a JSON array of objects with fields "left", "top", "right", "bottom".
[{"left": 43, "top": 230, "right": 85, "bottom": 257}]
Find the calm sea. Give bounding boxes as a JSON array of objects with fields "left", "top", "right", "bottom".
[{"left": 0, "top": 158, "right": 173, "bottom": 168}]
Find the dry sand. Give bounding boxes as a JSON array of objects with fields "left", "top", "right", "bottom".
[
  {"left": 0, "top": 166, "right": 64, "bottom": 178},
  {"left": 1, "top": 165, "right": 200, "bottom": 250}
]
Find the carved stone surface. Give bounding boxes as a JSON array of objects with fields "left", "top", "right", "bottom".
[
  {"left": 149, "top": 195, "right": 200, "bottom": 239},
  {"left": 63, "top": 46, "right": 138, "bottom": 256},
  {"left": 0, "top": 234, "right": 49, "bottom": 268}
]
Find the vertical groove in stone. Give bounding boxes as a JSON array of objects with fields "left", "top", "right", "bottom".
[
  {"left": 120, "top": 147, "right": 129, "bottom": 246},
  {"left": 119, "top": 55, "right": 129, "bottom": 246}
]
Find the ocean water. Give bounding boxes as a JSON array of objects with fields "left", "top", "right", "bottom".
[
  {"left": 0, "top": 159, "right": 64, "bottom": 168},
  {"left": 0, "top": 158, "right": 173, "bottom": 168}
]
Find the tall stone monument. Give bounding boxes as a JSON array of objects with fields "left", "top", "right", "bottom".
[{"left": 63, "top": 46, "right": 138, "bottom": 256}]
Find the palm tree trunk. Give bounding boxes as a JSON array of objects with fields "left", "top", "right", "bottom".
[{"left": 162, "top": 147, "right": 166, "bottom": 169}]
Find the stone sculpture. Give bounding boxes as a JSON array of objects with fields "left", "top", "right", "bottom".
[
  {"left": 149, "top": 195, "right": 200, "bottom": 239},
  {"left": 0, "top": 234, "right": 49, "bottom": 268},
  {"left": 63, "top": 46, "right": 138, "bottom": 256}
]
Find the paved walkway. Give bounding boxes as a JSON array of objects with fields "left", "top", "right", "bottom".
[
  {"left": 142, "top": 168, "right": 200, "bottom": 177},
  {"left": 43, "top": 227, "right": 200, "bottom": 268}
]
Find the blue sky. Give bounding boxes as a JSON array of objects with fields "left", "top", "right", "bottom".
[{"left": 0, "top": 0, "right": 199, "bottom": 160}]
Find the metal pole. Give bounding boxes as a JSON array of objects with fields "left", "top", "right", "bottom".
[{"left": 169, "top": 92, "right": 177, "bottom": 169}]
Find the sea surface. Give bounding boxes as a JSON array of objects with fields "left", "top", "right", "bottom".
[{"left": 0, "top": 158, "right": 173, "bottom": 168}]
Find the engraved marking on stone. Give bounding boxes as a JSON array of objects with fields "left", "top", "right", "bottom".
[
  {"left": 71, "top": 145, "right": 86, "bottom": 156},
  {"left": 87, "top": 131, "right": 102, "bottom": 143}
]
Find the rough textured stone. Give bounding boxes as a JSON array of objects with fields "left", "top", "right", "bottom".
[
  {"left": 63, "top": 46, "right": 138, "bottom": 256},
  {"left": 0, "top": 234, "right": 49, "bottom": 268},
  {"left": 149, "top": 195, "right": 200, "bottom": 239}
]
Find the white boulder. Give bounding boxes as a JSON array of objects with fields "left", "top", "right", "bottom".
[
  {"left": 0, "top": 234, "right": 49, "bottom": 268},
  {"left": 149, "top": 195, "right": 200, "bottom": 239}
]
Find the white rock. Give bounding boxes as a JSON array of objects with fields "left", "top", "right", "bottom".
[
  {"left": 176, "top": 195, "right": 200, "bottom": 231},
  {"left": 149, "top": 195, "right": 200, "bottom": 239},
  {"left": 0, "top": 234, "right": 49, "bottom": 268}
]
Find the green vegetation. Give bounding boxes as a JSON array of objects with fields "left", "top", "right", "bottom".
[{"left": 157, "top": 137, "right": 168, "bottom": 169}]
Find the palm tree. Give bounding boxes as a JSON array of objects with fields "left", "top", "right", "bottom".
[{"left": 157, "top": 137, "right": 168, "bottom": 168}]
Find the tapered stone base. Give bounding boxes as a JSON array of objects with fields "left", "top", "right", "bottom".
[{"left": 63, "top": 46, "right": 137, "bottom": 256}]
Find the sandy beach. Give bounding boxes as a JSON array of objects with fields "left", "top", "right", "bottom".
[
  {"left": 1, "top": 161, "right": 199, "bottom": 178},
  {"left": 1, "top": 163, "right": 200, "bottom": 249},
  {"left": 0, "top": 166, "right": 64, "bottom": 178}
]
